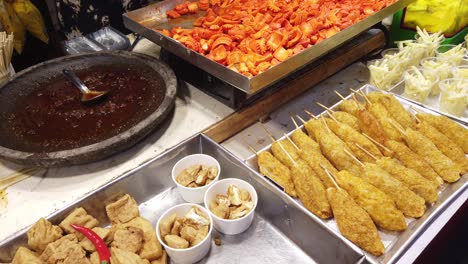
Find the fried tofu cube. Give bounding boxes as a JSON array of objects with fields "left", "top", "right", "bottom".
[
  {"left": 151, "top": 250, "right": 168, "bottom": 264},
  {"left": 111, "top": 226, "right": 143, "bottom": 253},
  {"left": 192, "top": 225, "right": 209, "bottom": 247},
  {"left": 110, "top": 247, "right": 146, "bottom": 264},
  {"left": 123, "top": 217, "right": 163, "bottom": 260},
  {"left": 59, "top": 208, "right": 99, "bottom": 240},
  {"left": 195, "top": 166, "right": 209, "bottom": 185},
  {"left": 27, "top": 218, "right": 63, "bottom": 252},
  {"left": 164, "top": 234, "right": 189, "bottom": 249},
  {"left": 170, "top": 218, "right": 182, "bottom": 236},
  {"left": 179, "top": 225, "right": 198, "bottom": 243},
  {"left": 210, "top": 200, "right": 229, "bottom": 219},
  {"left": 159, "top": 213, "right": 176, "bottom": 238},
  {"left": 12, "top": 247, "right": 42, "bottom": 264},
  {"left": 208, "top": 166, "right": 218, "bottom": 179},
  {"left": 106, "top": 194, "right": 140, "bottom": 224},
  {"left": 89, "top": 252, "right": 99, "bottom": 264},
  {"left": 228, "top": 185, "right": 242, "bottom": 206},
  {"left": 240, "top": 189, "right": 251, "bottom": 201},
  {"left": 79, "top": 227, "right": 113, "bottom": 252},
  {"left": 40, "top": 234, "right": 90, "bottom": 264}
]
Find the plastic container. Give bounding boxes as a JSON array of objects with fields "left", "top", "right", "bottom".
[
  {"left": 436, "top": 44, "right": 466, "bottom": 65},
  {"left": 156, "top": 203, "right": 213, "bottom": 264},
  {"left": 64, "top": 36, "right": 103, "bottom": 54},
  {"left": 204, "top": 178, "right": 257, "bottom": 235},
  {"left": 420, "top": 57, "right": 453, "bottom": 95},
  {"left": 87, "top": 26, "right": 130, "bottom": 51},
  {"left": 438, "top": 78, "right": 468, "bottom": 117},
  {"left": 452, "top": 65, "right": 468, "bottom": 79},
  {"left": 172, "top": 154, "right": 220, "bottom": 203},
  {"left": 403, "top": 67, "right": 439, "bottom": 102}
]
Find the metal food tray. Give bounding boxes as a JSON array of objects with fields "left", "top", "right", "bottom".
[
  {"left": 244, "top": 84, "right": 468, "bottom": 264},
  {"left": 0, "top": 134, "right": 365, "bottom": 263},
  {"left": 389, "top": 80, "right": 468, "bottom": 125},
  {"left": 123, "top": 0, "right": 412, "bottom": 94}
]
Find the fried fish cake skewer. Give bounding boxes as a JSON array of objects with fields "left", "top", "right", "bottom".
[
  {"left": 345, "top": 150, "right": 426, "bottom": 218},
  {"left": 366, "top": 101, "right": 405, "bottom": 143},
  {"left": 354, "top": 102, "right": 388, "bottom": 145},
  {"left": 367, "top": 92, "right": 415, "bottom": 129},
  {"left": 385, "top": 140, "right": 443, "bottom": 186},
  {"left": 302, "top": 117, "right": 362, "bottom": 175},
  {"left": 255, "top": 150, "right": 298, "bottom": 197},
  {"left": 323, "top": 170, "right": 384, "bottom": 256},
  {"left": 289, "top": 115, "right": 321, "bottom": 153},
  {"left": 415, "top": 121, "right": 468, "bottom": 174},
  {"left": 324, "top": 118, "right": 383, "bottom": 163},
  {"left": 355, "top": 144, "right": 438, "bottom": 203},
  {"left": 313, "top": 103, "right": 360, "bottom": 132},
  {"left": 336, "top": 170, "right": 407, "bottom": 231},
  {"left": 335, "top": 91, "right": 364, "bottom": 117},
  {"left": 275, "top": 140, "right": 332, "bottom": 219},
  {"left": 417, "top": 113, "right": 468, "bottom": 154},
  {"left": 362, "top": 133, "right": 394, "bottom": 157},
  {"left": 402, "top": 128, "right": 461, "bottom": 183}
]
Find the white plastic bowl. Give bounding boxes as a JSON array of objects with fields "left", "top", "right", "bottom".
[
  {"left": 172, "top": 154, "right": 220, "bottom": 203},
  {"left": 204, "top": 178, "right": 258, "bottom": 235},
  {"left": 156, "top": 203, "right": 213, "bottom": 264}
]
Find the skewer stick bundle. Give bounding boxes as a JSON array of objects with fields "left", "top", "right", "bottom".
[{"left": 0, "top": 32, "right": 14, "bottom": 76}]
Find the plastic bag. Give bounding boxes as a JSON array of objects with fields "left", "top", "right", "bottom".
[
  {"left": 0, "top": 0, "right": 26, "bottom": 53},
  {"left": 12, "top": 0, "right": 49, "bottom": 44}
]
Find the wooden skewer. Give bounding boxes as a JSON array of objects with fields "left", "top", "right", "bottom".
[
  {"left": 320, "top": 164, "right": 341, "bottom": 190},
  {"left": 289, "top": 114, "right": 299, "bottom": 129},
  {"left": 325, "top": 111, "right": 338, "bottom": 122},
  {"left": 334, "top": 90, "right": 346, "bottom": 100},
  {"left": 316, "top": 102, "right": 336, "bottom": 114},
  {"left": 284, "top": 134, "right": 300, "bottom": 151},
  {"left": 277, "top": 140, "right": 297, "bottom": 166},
  {"left": 303, "top": 109, "right": 317, "bottom": 119},
  {"left": 243, "top": 140, "right": 258, "bottom": 155},
  {"left": 350, "top": 88, "right": 372, "bottom": 105},
  {"left": 260, "top": 123, "right": 276, "bottom": 142},
  {"left": 355, "top": 143, "right": 378, "bottom": 161},
  {"left": 389, "top": 119, "right": 407, "bottom": 137},
  {"left": 361, "top": 133, "right": 391, "bottom": 153},
  {"left": 320, "top": 116, "right": 332, "bottom": 133},
  {"left": 344, "top": 149, "right": 364, "bottom": 167},
  {"left": 408, "top": 106, "right": 421, "bottom": 123},
  {"left": 295, "top": 114, "right": 307, "bottom": 124}
]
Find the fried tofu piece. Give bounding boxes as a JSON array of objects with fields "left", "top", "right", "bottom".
[
  {"left": 112, "top": 226, "right": 143, "bottom": 253},
  {"left": 151, "top": 250, "right": 168, "bottom": 264},
  {"left": 27, "top": 218, "right": 63, "bottom": 252},
  {"left": 106, "top": 194, "right": 140, "bottom": 224},
  {"left": 123, "top": 217, "right": 163, "bottom": 260},
  {"left": 79, "top": 227, "right": 113, "bottom": 252},
  {"left": 59, "top": 208, "right": 99, "bottom": 240},
  {"left": 40, "top": 234, "right": 90, "bottom": 264},
  {"left": 165, "top": 234, "right": 189, "bottom": 249},
  {"left": 179, "top": 225, "right": 198, "bottom": 244},
  {"left": 110, "top": 247, "right": 146, "bottom": 264},
  {"left": 170, "top": 218, "right": 182, "bottom": 235},
  {"left": 12, "top": 247, "right": 42, "bottom": 264},
  {"left": 159, "top": 213, "right": 176, "bottom": 238},
  {"left": 89, "top": 252, "right": 99, "bottom": 264},
  {"left": 209, "top": 200, "right": 229, "bottom": 219}
]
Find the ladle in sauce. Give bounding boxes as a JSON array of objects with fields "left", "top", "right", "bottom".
[{"left": 62, "top": 69, "right": 109, "bottom": 103}]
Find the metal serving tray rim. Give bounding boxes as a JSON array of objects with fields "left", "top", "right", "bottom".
[
  {"left": 123, "top": 0, "right": 412, "bottom": 94},
  {"left": 244, "top": 84, "right": 468, "bottom": 264}
]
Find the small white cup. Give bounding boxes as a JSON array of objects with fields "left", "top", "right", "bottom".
[
  {"left": 156, "top": 203, "right": 213, "bottom": 264},
  {"left": 204, "top": 178, "right": 258, "bottom": 235},
  {"left": 172, "top": 154, "right": 220, "bottom": 203}
]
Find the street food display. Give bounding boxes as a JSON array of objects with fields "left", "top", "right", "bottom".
[
  {"left": 11, "top": 194, "right": 167, "bottom": 264},
  {"left": 161, "top": 0, "right": 397, "bottom": 77},
  {"left": 249, "top": 87, "right": 468, "bottom": 257}
]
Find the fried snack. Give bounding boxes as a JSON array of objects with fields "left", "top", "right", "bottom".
[
  {"left": 367, "top": 92, "right": 414, "bottom": 129},
  {"left": 367, "top": 102, "right": 404, "bottom": 142},
  {"left": 362, "top": 163, "right": 426, "bottom": 218},
  {"left": 376, "top": 157, "right": 438, "bottom": 203},
  {"left": 338, "top": 99, "right": 364, "bottom": 117},
  {"left": 405, "top": 129, "right": 461, "bottom": 183},
  {"left": 271, "top": 139, "right": 300, "bottom": 168},
  {"left": 385, "top": 140, "right": 443, "bottom": 186},
  {"left": 27, "top": 218, "right": 63, "bottom": 253},
  {"left": 12, "top": 247, "right": 42, "bottom": 264},
  {"left": 356, "top": 108, "right": 387, "bottom": 145},
  {"left": 326, "top": 188, "right": 384, "bottom": 256},
  {"left": 325, "top": 119, "right": 383, "bottom": 162},
  {"left": 331, "top": 111, "right": 360, "bottom": 132},
  {"left": 257, "top": 151, "right": 297, "bottom": 197},
  {"left": 336, "top": 170, "right": 407, "bottom": 231},
  {"left": 40, "top": 234, "right": 90, "bottom": 264},
  {"left": 106, "top": 194, "right": 140, "bottom": 224},
  {"left": 417, "top": 113, "right": 468, "bottom": 153},
  {"left": 291, "top": 160, "right": 332, "bottom": 219},
  {"left": 59, "top": 208, "right": 99, "bottom": 240},
  {"left": 416, "top": 121, "right": 468, "bottom": 173},
  {"left": 305, "top": 118, "right": 362, "bottom": 175},
  {"left": 209, "top": 184, "right": 254, "bottom": 220},
  {"left": 176, "top": 165, "right": 217, "bottom": 187},
  {"left": 290, "top": 130, "right": 337, "bottom": 188}
]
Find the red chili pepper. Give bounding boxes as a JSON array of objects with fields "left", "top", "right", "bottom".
[{"left": 71, "top": 224, "right": 111, "bottom": 264}]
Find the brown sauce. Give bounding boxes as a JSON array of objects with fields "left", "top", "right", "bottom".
[{"left": 1, "top": 65, "right": 166, "bottom": 153}]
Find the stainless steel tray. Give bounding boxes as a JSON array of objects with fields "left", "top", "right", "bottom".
[
  {"left": 244, "top": 84, "right": 468, "bottom": 264},
  {"left": 0, "top": 134, "right": 364, "bottom": 263},
  {"left": 389, "top": 80, "right": 468, "bottom": 125},
  {"left": 123, "top": 0, "right": 412, "bottom": 94}
]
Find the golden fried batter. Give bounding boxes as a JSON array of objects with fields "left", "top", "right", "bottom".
[
  {"left": 291, "top": 160, "right": 332, "bottom": 219},
  {"left": 376, "top": 157, "right": 438, "bottom": 203},
  {"left": 367, "top": 92, "right": 414, "bottom": 129},
  {"left": 417, "top": 114, "right": 468, "bottom": 153},
  {"left": 356, "top": 108, "right": 387, "bottom": 145},
  {"left": 290, "top": 129, "right": 321, "bottom": 153},
  {"left": 271, "top": 139, "right": 300, "bottom": 168},
  {"left": 257, "top": 151, "right": 297, "bottom": 197},
  {"left": 416, "top": 121, "right": 468, "bottom": 174},
  {"left": 331, "top": 111, "right": 360, "bottom": 131},
  {"left": 362, "top": 163, "right": 426, "bottom": 218},
  {"left": 338, "top": 99, "right": 363, "bottom": 117},
  {"left": 336, "top": 170, "right": 407, "bottom": 231},
  {"left": 385, "top": 140, "right": 443, "bottom": 186},
  {"left": 367, "top": 102, "right": 404, "bottom": 142},
  {"left": 326, "top": 188, "right": 384, "bottom": 256},
  {"left": 405, "top": 129, "right": 461, "bottom": 183}
]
